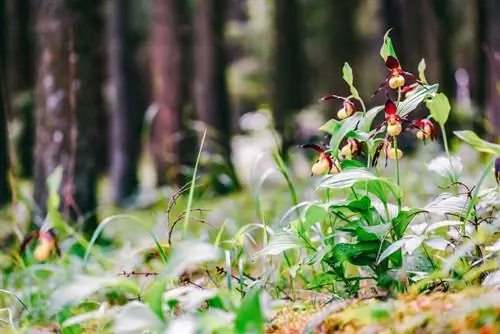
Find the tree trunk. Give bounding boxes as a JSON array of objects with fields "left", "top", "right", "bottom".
[
  {"left": 0, "top": 0, "right": 11, "bottom": 206},
  {"left": 473, "top": 0, "right": 488, "bottom": 137},
  {"left": 194, "top": 0, "right": 240, "bottom": 192},
  {"left": 149, "top": 0, "right": 187, "bottom": 186},
  {"left": 487, "top": 0, "right": 500, "bottom": 141},
  {"left": 6, "top": 0, "right": 35, "bottom": 177},
  {"left": 273, "top": 0, "right": 308, "bottom": 157},
  {"left": 33, "top": 0, "right": 103, "bottom": 234},
  {"left": 108, "top": 0, "right": 147, "bottom": 205}
]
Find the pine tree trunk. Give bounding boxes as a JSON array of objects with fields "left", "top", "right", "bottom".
[
  {"left": 6, "top": 0, "right": 35, "bottom": 178},
  {"left": 487, "top": 0, "right": 500, "bottom": 141},
  {"left": 33, "top": 0, "right": 103, "bottom": 234},
  {"left": 108, "top": 0, "right": 147, "bottom": 205},
  {"left": 149, "top": 0, "right": 186, "bottom": 186},
  {"left": 0, "top": 0, "right": 10, "bottom": 206},
  {"left": 273, "top": 0, "right": 307, "bottom": 157},
  {"left": 194, "top": 0, "right": 240, "bottom": 192}
]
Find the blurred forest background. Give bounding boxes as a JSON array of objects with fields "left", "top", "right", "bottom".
[{"left": 0, "top": 0, "right": 499, "bottom": 235}]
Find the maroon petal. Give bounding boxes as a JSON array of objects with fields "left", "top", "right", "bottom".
[
  {"left": 385, "top": 56, "right": 400, "bottom": 70},
  {"left": 384, "top": 98, "right": 397, "bottom": 115},
  {"left": 301, "top": 143, "right": 325, "bottom": 153}
]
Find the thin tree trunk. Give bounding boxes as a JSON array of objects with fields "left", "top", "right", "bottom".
[
  {"left": 33, "top": 0, "right": 103, "bottom": 234},
  {"left": 487, "top": 0, "right": 500, "bottom": 141},
  {"left": 6, "top": 0, "right": 34, "bottom": 177},
  {"left": 473, "top": 0, "right": 488, "bottom": 137},
  {"left": 108, "top": 0, "right": 146, "bottom": 205},
  {"left": 273, "top": 0, "right": 308, "bottom": 157},
  {"left": 149, "top": 0, "right": 186, "bottom": 186},
  {"left": 0, "top": 0, "right": 10, "bottom": 206},
  {"left": 194, "top": 0, "right": 240, "bottom": 192}
]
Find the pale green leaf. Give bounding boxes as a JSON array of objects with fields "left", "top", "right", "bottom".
[
  {"left": 426, "top": 92, "right": 451, "bottom": 125},
  {"left": 454, "top": 130, "right": 500, "bottom": 156}
]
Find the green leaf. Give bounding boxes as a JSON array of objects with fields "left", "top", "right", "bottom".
[
  {"left": 393, "top": 209, "right": 423, "bottom": 239},
  {"left": 319, "top": 119, "right": 341, "bottom": 135},
  {"left": 342, "top": 62, "right": 354, "bottom": 86},
  {"left": 329, "top": 112, "right": 364, "bottom": 153},
  {"left": 342, "top": 62, "right": 360, "bottom": 98},
  {"left": 143, "top": 278, "right": 167, "bottom": 321},
  {"left": 454, "top": 130, "right": 500, "bottom": 156},
  {"left": 418, "top": 59, "right": 428, "bottom": 84},
  {"left": 380, "top": 29, "right": 398, "bottom": 61},
  {"left": 254, "top": 231, "right": 303, "bottom": 258},
  {"left": 303, "top": 204, "right": 328, "bottom": 230},
  {"left": 426, "top": 92, "right": 451, "bottom": 125},
  {"left": 340, "top": 159, "right": 365, "bottom": 170},
  {"left": 235, "top": 287, "right": 268, "bottom": 334},
  {"left": 398, "top": 84, "right": 439, "bottom": 118},
  {"left": 333, "top": 242, "right": 379, "bottom": 266},
  {"left": 377, "top": 239, "right": 406, "bottom": 264},
  {"left": 357, "top": 106, "right": 384, "bottom": 133}
]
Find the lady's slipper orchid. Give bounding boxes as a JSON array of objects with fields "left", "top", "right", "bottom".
[
  {"left": 340, "top": 138, "right": 361, "bottom": 160},
  {"left": 414, "top": 119, "right": 437, "bottom": 141},
  {"left": 384, "top": 99, "right": 402, "bottom": 137},
  {"left": 20, "top": 229, "right": 61, "bottom": 261},
  {"left": 374, "top": 56, "right": 419, "bottom": 95},
  {"left": 302, "top": 144, "right": 340, "bottom": 175},
  {"left": 320, "top": 94, "right": 356, "bottom": 120}
]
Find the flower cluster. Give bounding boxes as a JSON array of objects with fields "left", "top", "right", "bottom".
[{"left": 304, "top": 50, "right": 438, "bottom": 175}]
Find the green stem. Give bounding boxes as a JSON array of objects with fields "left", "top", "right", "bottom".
[
  {"left": 440, "top": 123, "right": 450, "bottom": 156},
  {"left": 394, "top": 138, "right": 402, "bottom": 212}
]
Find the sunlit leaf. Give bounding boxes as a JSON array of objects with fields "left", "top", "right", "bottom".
[
  {"left": 425, "top": 237, "right": 452, "bottom": 251},
  {"left": 342, "top": 62, "right": 354, "bottom": 86},
  {"left": 380, "top": 29, "right": 398, "bottom": 61},
  {"left": 398, "top": 84, "right": 439, "bottom": 118},
  {"left": 164, "top": 241, "right": 220, "bottom": 279},
  {"left": 253, "top": 231, "right": 303, "bottom": 258},
  {"left": 454, "top": 130, "right": 500, "bottom": 156},
  {"left": 319, "top": 119, "right": 341, "bottom": 135},
  {"left": 377, "top": 239, "right": 406, "bottom": 264},
  {"left": 424, "top": 220, "right": 462, "bottom": 234},
  {"left": 418, "top": 58, "right": 427, "bottom": 84},
  {"left": 426, "top": 92, "right": 451, "bottom": 125},
  {"left": 318, "top": 169, "right": 377, "bottom": 189},
  {"left": 51, "top": 276, "right": 141, "bottom": 310},
  {"left": 165, "top": 316, "right": 197, "bottom": 334},
  {"left": 342, "top": 62, "right": 360, "bottom": 98},
  {"left": 424, "top": 193, "right": 469, "bottom": 216},
  {"left": 427, "top": 156, "right": 463, "bottom": 179},
  {"left": 112, "top": 301, "right": 164, "bottom": 333}
]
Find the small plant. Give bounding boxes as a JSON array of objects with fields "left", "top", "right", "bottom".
[{"left": 259, "top": 30, "right": 500, "bottom": 298}]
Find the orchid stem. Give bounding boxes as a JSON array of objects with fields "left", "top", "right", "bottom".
[
  {"left": 440, "top": 123, "right": 450, "bottom": 156},
  {"left": 394, "top": 138, "right": 402, "bottom": 212}
]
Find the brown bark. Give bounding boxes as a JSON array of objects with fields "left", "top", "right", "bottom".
[
  {"left": 487, "top": 0, "right": 500, "bottom": 141},
  {"left": 0, "top": 0, "right": 10, "bottom": 206},
  {"left": 273, "top": 0, "right": 308, "bottom": 157},
  {"left": 6, "top": 0, "right": 35, "bottom": 177},
  {"left": 194, "top": 0, "right": 240, "bottom": 192},
  {"left": 33, "top": 0, "right": 103, "bottom": 234},
  {"left": 149, "top": 0, "right": 187, "bottom": 186},
  {"left": 108, "top": 0, "right": 147, "bottom": 205}
]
